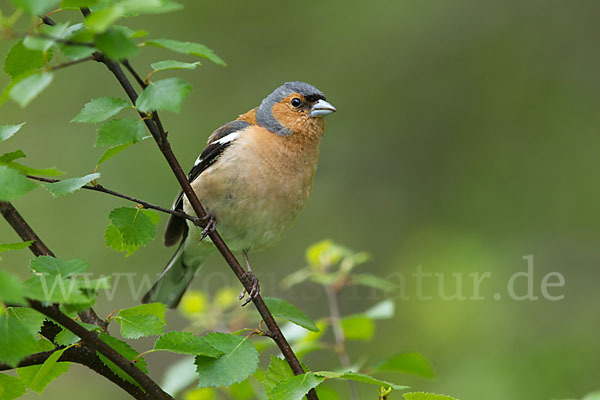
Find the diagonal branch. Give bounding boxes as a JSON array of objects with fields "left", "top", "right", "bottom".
[
  {"left": 101, "top": 55, "right": 321, "bottom": 400},
  {"left": 27, "top": 175, "right": 201, "bottom": 225}
]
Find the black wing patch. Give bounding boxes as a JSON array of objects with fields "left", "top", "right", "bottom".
[{"left": 163, "top": 120, "right": 251, "bottom": 247}]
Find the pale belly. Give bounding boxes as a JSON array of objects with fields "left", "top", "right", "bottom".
[{"left": 182, "top": 137, "right": 317, "bottom": 252}]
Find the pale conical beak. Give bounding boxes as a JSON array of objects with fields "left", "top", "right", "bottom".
[{"left": 309, "top": 99, "right": 337, "bottom": 117}]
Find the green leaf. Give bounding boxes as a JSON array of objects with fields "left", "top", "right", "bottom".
[
  {"left": 84, "top": 5, "right": 124, "bottom": 33},
  {"left": 108, "top": 207, "right": 159, "bottom": 247},
  {"left": 61, "top": 0, "right": 99, "bottom": 8},
  {"left": 154, "top": 332, "right": 224, "bottom": 357},
  {"left": 352, "top": 273, "right": 398, "bottom": 293},
  {"left": 151, "top": 60, "right": 200, "bottom": 72},
  {"left": 23, "top": 23, "right": 71, "bottom": 53},
  {"left": 0, "top": 166, "right": 38, "bottom": 201},
  {"left": 340, "top": 315, "right": 374, "bottom": 341},
  {"left": 72, "top": 97, "right": 131, "bottom": 124},
  {"left": 135, "top": 77, "right": 191, "bottom": 113},
  {"left": 10, "top": 0, "right": 60, "bottom": 15},
  {"left": 95, "top": 28, "right": 139, "bottom": 59},
  {"left": 6, "top": 307, "right": 45, "bottom": 336},
  {"left": 119, "top": 0, "right": 183, "bottom": 14},
  {"left": 373, "top": 352, "right": 434, "bottom": 378},
  {"left": 18, "top": 347, "right": 70, "bottom": 393},
  {"left": 97, "top": 143, "right": 132, "bottom": 167},
  {"left": 23, "top": 275, "right": 92, "bottom": 305},
  {"left": 96, "top": 119, "right": 146, "bottom": 147},
  {"left": 0, "top": 150, "right": 26, "bottom": 163},
  {"left": 263, "top": 297, "right": 319, "bottom": 332},
  {"left": 314, "top": 371, "right": 408, "bottom": 391},
  {"left": 0, "top": 241, "right": 32, "bottom": 253},
  {"left": 195, "top": 332, "right": 259, "bottom": 388},
  {"left": 55, "top": 322, "right": 100, "bottom": 346},
  {"left": 0, "top": 123, "right": 25, "bottom": 142},
  {"left": 260, "top": 356, "right": 295, "bottom": 396},
  {"left": 0, "top": 310, "right": 39, "bottom": 367},
  {"left": 114, "top": 303, "right": 167, "bottom": 339},
  {"left": 9, "top": 72, "right": 54, "bottom": 108},
  {"left": 105, "top": 223, "right": 136, "bottom": 255},
  {"left": 583, "top": 392, "right": 600, "bottom": 400},
  {"left": 30, "top": 256, "right": 89, "bottom": 277},
  {"left": 0, "top": 271, "right": 26, "bottom": 305},
  {"left": 144, "top": 39, "right": 225, "bottom": 66},
  {"left": 0, "top": 374, "right": 26, "bottom": 400},
  {"left": 119, "top": 303, "right": 166, "bottom": 324},
  {"left": 97, "top": 333, "right": 148, "bottom": 387},
  {"left": 269, "top": 373, "right": 324, "bottom": 400},
  {"left": 0, "top": 161, "right": 64, "bottom": 177},
  {"left": 4, "top": 41, "right": 47, "bottom": 80},
  {"left": 115, "top": 314, "right": 163, "bottom": 339},
  {"left": 42, "top": 173, "right": 99, "bottom": 197},
  {"left": 403, "top": 393, "right": 458, "bottom": 400}
]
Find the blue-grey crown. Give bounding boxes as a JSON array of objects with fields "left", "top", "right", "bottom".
[{"left": 256, "top": 81, "right": 326, "bottom": 136}]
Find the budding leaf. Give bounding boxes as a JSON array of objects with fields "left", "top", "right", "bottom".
[
  {"left": 0, "top": 271, "right": 26, "bottom": 305},
  {"left": 10, "top": 0, "right": 60, "bottom": 16},
  {"left": 263, "top": 297, "right": 319, "bottom": 332},
  {"left": 30, "top": 256, "right": 89, "bottom": 277},
  {"left": 96, "top": 119, "right": 146, "bottom": 147},
  {"left": 195, "top": 332, "right": 259, "bottom": 388},
  {"left": 17, "top": 347, "right": 70, "bottom": 393},
  {"left": 95, "top": 28, "right": 139, "bottom": 59},
  {"left": 403, "top": 393, "right": 458, "bottom": 400},
  {"left": 9, "top": 72, "right": 54, "bottom": 108},
  {"left": 373, "top": 352, "right": 434, "bottom": 378},
  {"left": 0, "top": 374, "right": 26, "bottom": 400},
  {"left": 151, "top": 60, "right": 200, "bottom": 72},
  {"left": 0, "top": 310, "right": 39, "bottom": 367},
  {"left": 72, "top": 97, "right": 131, "bottom": 124},
  {"left": 144, "top": 39, "right": 225, "bottom": 66},
  {"left": 135, "top": 77, "right": 191, "bottom": 113},
  {"left": 42, "top": 173, "right": 100, "bottom": 197},
  {"left": 0, "top": 166, "right": 38, "bottom": 201},
  {"left": 154, "top": 332, "right": 224, "bottom": 357}
]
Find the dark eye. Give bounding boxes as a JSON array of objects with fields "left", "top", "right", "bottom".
[{"left": 291, "top": 98, "right": 302, "bottom": 107}]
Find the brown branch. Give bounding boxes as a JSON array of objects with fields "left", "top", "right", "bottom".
[
  {"left": 0, "top": 346, "right": 148, "bottom": 399},
  {"left": 0, "top": 201, "right": 172, "bottom": 400},
  {"left": 94, "top": 46, "right": 321, "bottom": 400},
  {"left": 48, "top": 55, "right": 96, "bottom": 71},
  {"left": 27, "top": 175, "right": 201, "bottom": 225}
]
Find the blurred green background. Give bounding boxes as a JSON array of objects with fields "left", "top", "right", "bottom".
[{"left": 2, "top": 0, "right": 600, "bottom": 399}]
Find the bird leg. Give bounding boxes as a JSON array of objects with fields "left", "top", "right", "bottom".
[
  {"left": 199, "top": 213, "right": 217, "bottom": 242},
  {"left": 239, "top": 251, "right": 260, "bottom": 307}
]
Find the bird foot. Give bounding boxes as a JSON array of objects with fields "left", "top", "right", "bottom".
[
  {"left": 199, "top": 213, "right": 216, "bottom": 241},
  {"left": 239, "top": 272, "right": 260, "bottom": 307}
]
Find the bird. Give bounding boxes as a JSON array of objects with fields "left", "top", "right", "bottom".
[{"left": 142, "top": 81, "right": 336, "bottom": 308}]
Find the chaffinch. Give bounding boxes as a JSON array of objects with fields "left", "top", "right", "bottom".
[{"left": 142, "top": 81, "right": 336, "bottom": 308}]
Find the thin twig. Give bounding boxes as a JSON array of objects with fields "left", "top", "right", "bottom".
[
  {"left": 325, "top": 285, "right": 360, "bottom": 400},
  {"left": 27, "top": 175, "right": 201, "bottom": 225},
  {"left": 48, "top": 55, "right": 96, "bottom": 71}
]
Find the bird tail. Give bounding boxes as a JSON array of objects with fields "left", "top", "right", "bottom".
[{"left": 142, "top": 239, "right": 209, "bottom": 308}]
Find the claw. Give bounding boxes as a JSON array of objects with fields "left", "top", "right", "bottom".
[
  {"left": 239, "top": 271, "right": 260, "bottom": 307},
  {"left": 199, "top": 214, "right": 216, "bottom": 241}
]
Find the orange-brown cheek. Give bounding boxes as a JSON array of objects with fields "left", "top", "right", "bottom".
[{"left": 271, "top": 102, "right": 304, "bottom": 131}]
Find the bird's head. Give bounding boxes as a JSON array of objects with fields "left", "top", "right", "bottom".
[{"left": 256, "top": 81, "right": 336, "bottom": 137}]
